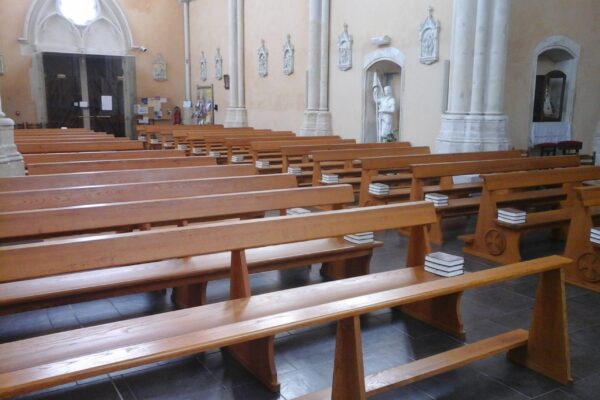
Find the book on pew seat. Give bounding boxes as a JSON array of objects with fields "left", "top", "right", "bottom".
[
  {"left": 425, "top": 193, "right": 448, "bottom": 207},
  {"left": 164, "top": 142, "right": 175, "bottom": 148},
  {"left": 287, "top": 166, "right": 303, "bottom": 175},
  {"left": 321, "top": 174, "right": 339, "bottom": 184},
  {"left": 589, "top": 228, "right": 600, "bottom": 244},
  {"left": 369, "top": 183, "right": 390, "bottom": 195},
  {"left": 286, "top": 208, "right": 312, "bottom": 216},
  {"left": 498, "top": 208, "right": 526, "bottom": 224},
  {"left": 344, "top": 232, "right": 374, "bottom": 244},
  {"left": 208, "top": 151, "right": 221, "bottom": 157},
  {"left": 425, "top": 252, "right": 464, "bottom": 267},
  {"left": 192, "top": 147, "right": 203, "bottom": 155},
  {"left": 424, "top": 266, "right": 464, "bottom": 277},
  {"left": 231, "top": 155, "right": 245, "bottom": 163},
  {"left": 177, "top": 144, "right": 188, "bottom": 151},
  {"left": 255, "top": 160, "right": 271, "bottom": 168},
  {"left": 150, "top": 139, "right": 160, "bottom": 144},
  {"left": 137, "top": 135, "right": 146, "bottom": 142}
]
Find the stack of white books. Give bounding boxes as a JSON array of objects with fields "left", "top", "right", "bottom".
[
  {"left": 321, "top": 173, "right": 339, "bottom": 184},
  {"left": 137, "top": 135, "right": 146, "bottom": 142},
  {"left": 177, "top": 144, "right": 188, "bottom": 151},
  {"left": 425, "top": 193, "right": 449, "bottom": 207},
  {"left": 287, "top": 166, "right": 303, "bottom": 175},
  {"left": 150, "top": 138, "right": 160, "bottom": 145},
  {"left": 231, "top": 155, "right": 245, "bottom": 163},
  {"left": 369, "top": 183, "right": 390, "bottom": 196},
  {"left": 590, "top": 228, "right": 600, "bottom": 244},
  {"left": 255, "top": 160, "right": 271, "bottom": 168},
  {"left": 286, "top": 208, "right": 312, "bottom": 216},
  {"left": 208, "top": 151, "right": 221, "bottom": 157},
  {"left": 163, "top": 141, "right": 175, "bottom": 148},
  {"left": 498, "top": 208, "right": 526, "bottom": 224},
  {"left": 344, "top": 232, "right": 374, "bottom": 244},
  {"left": 424, "top": 252, "right": 464, "bottom": 277},
  {"left": 192, "top": 147, "right": 204, "bottom": 155}
]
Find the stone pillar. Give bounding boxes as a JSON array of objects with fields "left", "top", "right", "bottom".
[
  {"left": 224, "top": 0, "right": 248, "bottom": 127},
  {"left": 300, "top": 0, "right": 332, "bottom": 135},
  {"left": 437, "top": 0, "right": 512, "bottom": 153},
  {"left": 181, "top": 0, "right": 193, "bottom": 124},
  {"left": 595, "top": 119, "right": 600, "bottom": 166},
  {"left": 0, "top": 94, "right": 25, "bottom": 176}
]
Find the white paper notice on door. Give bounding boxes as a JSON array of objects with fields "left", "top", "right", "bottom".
[{"left": 101, "top": 95, "right": 113, "bottom": 111}]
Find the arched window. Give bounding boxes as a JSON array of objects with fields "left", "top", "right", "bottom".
[{"left": 58, "top": 0, "right": 100, "bottom": 26}]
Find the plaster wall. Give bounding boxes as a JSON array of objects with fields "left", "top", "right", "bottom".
[{"left": 0, "top": 0, "right": 185, "bottom": 125}]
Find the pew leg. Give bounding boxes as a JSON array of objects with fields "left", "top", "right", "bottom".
[
  {"left": 331, "top": 316, "right": 366, "bottom": 400},
  {"left": 508, "top": 269, "right": 572, "bottom": 384},
  {"left": 401, "top": 293, "right": 465, "bottom": 340},
  {"left": 227, "top": 337, "right": 280, "bottom": 392},
  {"left": 427, "top": 216, "right": 444, "bottom": 246},
  {"left": 320, "top": 254, "right": 372, "bottom": 280},
  {"left": 171, "top": 283, "right": 207, "bottom": 308}
]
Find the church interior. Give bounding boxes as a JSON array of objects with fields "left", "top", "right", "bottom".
[{"left": 0, "top": 0, "right": 600, "bottom": 399}]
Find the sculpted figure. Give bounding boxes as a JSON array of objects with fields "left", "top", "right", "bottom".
[{"left": 373, "top": 81, "right": 396, "bottom": 141}]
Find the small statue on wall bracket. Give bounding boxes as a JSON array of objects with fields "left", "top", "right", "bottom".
[
  {"left": 337, "top": 23, "right": 353, "bottom": 71},
  {"left": 419, "top": 6, "right": 440, "bottom": 65},
  {"left": 199, "top": 51, "right": 207, "bottom": 82},
  {"left": 152, "top": 54, "right": 167, "bottom": 81},
  {"left": 214, "top": 48, "right": 223, "bottom": 80},
  {"left": 282, "top": 35, "right": 294, "bottom": 76},
  {"left": 258, "top": 39, "right": 269, "bottom": 78}
]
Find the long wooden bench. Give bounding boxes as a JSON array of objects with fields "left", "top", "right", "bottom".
[
  {"left": 563, "top": 186, "right": 600, "bottom": 292},
  {"left": 0, "top": 204, "right": 571, "bottom": 398},
  {"left": 358, "top": 150, "right": 524, "bottom": 207},
  {"left": 0, "top": 164, "right": 256, "bottom": 192},
  {"left": 0, "top": 174, "right": 297, "bottom": 211},
  {"left": 408, "top": 155, "right": 581, "bottom": 244},
  {"left": 15, "top": 136, "right": 120, "bottom": 142},
  {"left": 17, "top": 140, "right": 144, "bottom": 153},
  {"left": 183, "top": 129, "right": 272, "bottom": 154},
  {"left": 223, "top": 135, "right": 319, "bottom": 163},
  {"left": 462, "top": 166, "right": 600, "bottom": 264},
  {"left": 0, "top": 185, "right": 382, "bottom": 315},
  {"left": 23, "top": 149, "right": 185, "bottom": 164},
  {"left": 206, "top": 132, "right": 296, "bottom": 163},
  {"left": 26, "top": 156, "right": 216, "bottom": 175}
]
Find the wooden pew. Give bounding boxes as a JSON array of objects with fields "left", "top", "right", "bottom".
[
  {"left": 222, "top": 134, "right": 304, "bottom": 163},
  {"left": 26, "top": 156, "right": 216, "bottom": 175},
  {"left": 15, "top": 136, "right": 118, "bottom": 142},
  {"left": 311, "top": 146, "right": 431, "bottom": 190},
  {"left": 462, "top": 166, "right": 600, "bottom": 264},
  {"left": 0, "top": 185, "right": 383, "bottom": 314},
  {"left": 358, "top": 150, "right": 524, "bottom": 207},
  {"left": 183, "top": 129, "right": 273, "bottom": 155},
  {"left": 205, "top": 132, "right": 295, "bottom": 162},
  {"left": 23, "top": 149, "right": 186, "bottom": 164},
  {"left": 408, "top": 155, "right": 581, "bottom": 244},
  {"left": 0, "top": 174, "right": 297, "bottom": 212},
  {"left": 17, "top": 140, "right": 144, "bottom": 153},
  {"left": 0, "top": 203, "right": 571, "bottom": 397},
  {"left": 563, "top": 186, "right": 600, "bottom": 292},
  {"left": 0, "top": 164, "right": 256, "bottom": 192}
]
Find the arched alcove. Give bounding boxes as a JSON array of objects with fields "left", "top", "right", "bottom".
[
  {"left": 362, "top": 48, "right": 405, "bottom": 143},
  {"left": 529, "top": 36, "right": 580, "bottom": 146}
]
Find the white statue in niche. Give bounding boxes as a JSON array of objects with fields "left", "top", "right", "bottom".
[
  {"left": 214, "top": 48, "right": 223, "bottom": 80},
  {"left": 152, "top": 54, "right": 167, "bottom": 81},
  {"left": 199, "top": 51, "right": 207, "bottom": 82},
  {"left": 419, "top": 6, "right": 440, "bottom": 65},
  {"left": 282, "top": 35, "right": 294, "bottom": 75},
  {"left": 258, "top": 39, "right": 269, "bottom": 78},
  {"left": 372, "top": 73, "right": 397, "bottom": 142},
  {"left": 337, "top": 23, "right": 353, "bottom": 71}
]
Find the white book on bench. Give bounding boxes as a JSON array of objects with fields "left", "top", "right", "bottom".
[
  {"left": 192, "top": 147, "right": 203, "bottom": 155},
  {"left": 287, "top": 166, "right": 303, "bottom": 174},
  {"left": 498, "top": 215, "right": 526, "bottom": 224},
  {"left": 286, "top": 208, "right": 312, "bottom": 216},
  {"left": 591, "top": 227, "right": 600, "bottom": 236},
  {"left": 177, "top": 144, "right": 188, "bottom": 150},
  {"left": 425, "top": 193, "right": 449, "bottom": 201},
  {"left": 425, "top": 266, "right": 464, "bottom": 277},
  {"left": 231, "top": 155, "right": 245, "bottom": 163},
  {"left": 591, "top": 237, "right": 600, "bottom": 245},
  {"left": 344, "top": 236, "right": 374, "bottom": 244},
  {"left": 209, "top": 151, "right": 221, "bottom": 157},
  {"left": 424, "top": 261, "right": 464, "bottom": 273},
  {"left": 425, "top": 252, "right": 464, "bottom": 267},
  {"left": 498, "top": 208, "right": 526, "bottom": 218}
]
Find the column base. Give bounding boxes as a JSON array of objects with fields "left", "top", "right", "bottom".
[
  {"left": 299, "top": 110, "right": 332, "bottom": 136},
  {"left": 224, "top": 107, "right": 248, "bottom": 127},
  {"left": 0, "top": 117, "right": 25, "bottom": 177},
  {"left": 436, "top": 113, "right": 512, "bottom": 153},
  {"left": 182, "top": 107, "right": 194, "bottom": 125}
]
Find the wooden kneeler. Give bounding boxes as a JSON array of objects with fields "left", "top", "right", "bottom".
[{"left": 226, "top": 249, "right": 280, "bottom": 391}]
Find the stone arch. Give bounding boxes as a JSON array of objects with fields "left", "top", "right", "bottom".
[
  {"left": 362, "top": 48, "right": 406, "bottom": 143},
  {"left": 529, "top": 35, "right": 580, "bottom": 146}
]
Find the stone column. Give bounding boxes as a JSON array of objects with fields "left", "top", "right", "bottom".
[
  {"left": 224, "top": 0, "right": 248, "bottom": 127},
  {"left": 0, "top": 94, "right": 25, "bottom": 176},
  {"left": 181, "top": 0, "right": 193, "bottom": 124},
  {"left": 300, "top": 0, "right": 332, "bottom": 135},
  {"left": 595, "top": 119, "right": 600, "bottom": 166},
  {"left": 469, "top": 0, "right": 491, "bottom": 115},
  {"left": 484, "top": 0, "right": 511, "bottom": 114}
]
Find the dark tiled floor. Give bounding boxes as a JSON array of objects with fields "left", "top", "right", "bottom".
[{"left": 3, "top": 217, "right": 600, "bottom": 399}]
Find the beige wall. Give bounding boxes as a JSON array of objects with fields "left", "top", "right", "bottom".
[
  {"left": 505, "top": 0, "right": 600, "bottom": 152},
  {"left": 0, "top": 0, "right": 185, "bottom": 124}
]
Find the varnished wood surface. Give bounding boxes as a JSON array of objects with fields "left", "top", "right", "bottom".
[
  {"left": 23, "top": 150, "right": 186, "bottom": 164},
  {"left": 18, "top": 141, "right": 144, "bottom": 153}
]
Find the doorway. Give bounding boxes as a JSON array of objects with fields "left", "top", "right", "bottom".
[{"left": 43, "top": 52, "right": 133, "bottom": 137}]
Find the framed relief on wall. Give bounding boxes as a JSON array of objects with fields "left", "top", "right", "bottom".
[{"left": 152, "top": 54, "right": 167, "bottom": 81}]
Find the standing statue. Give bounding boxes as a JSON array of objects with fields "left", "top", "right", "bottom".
[{"left": 372, "top": 73, "right": 396, "bottom": 142}]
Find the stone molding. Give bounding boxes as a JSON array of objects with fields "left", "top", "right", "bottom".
[{"left": 419, "top": 6, "right": 440, "bottom": 65}]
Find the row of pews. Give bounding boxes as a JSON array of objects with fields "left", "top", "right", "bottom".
[{"left": 1, "top": 126, "right": 598, "bottom": 398}]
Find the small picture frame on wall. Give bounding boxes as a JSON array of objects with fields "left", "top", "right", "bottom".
[
  {"left": 0, "top": 54, "right": 5, "bottom": 75},
  {"left": 223, "top": 74, "right": 230, "bottom": 90}
]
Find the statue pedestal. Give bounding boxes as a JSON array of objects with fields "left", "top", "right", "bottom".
[
  {"left": 300, "top": 110, "right": 332, "bottom": 136},
  {"left": 0, "top": 116, "right": 25, "bottom": 176},
  {"left": 436, "top": 113, "right": 511, "bottom": 153},
  {"left": 182, "top": 106, "right": 193, "bottom": 125},
  {"left": 224, "top": 107, "right": 248, "bottom": 127}
]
